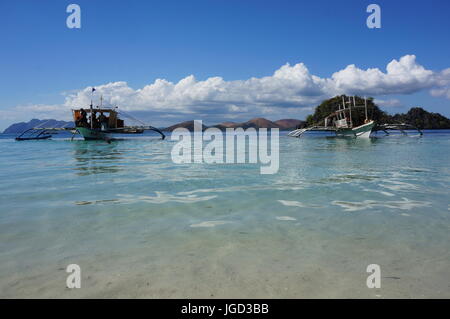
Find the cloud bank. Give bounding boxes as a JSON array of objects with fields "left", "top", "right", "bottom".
[{"left": 4, "top": 55, "right": 450, "bottom": 124}]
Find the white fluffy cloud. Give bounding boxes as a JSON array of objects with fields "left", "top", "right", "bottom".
[
  {"left": 62, "top": 63, "right": 330, "bottom": 113},
  {"left": 331, "top": 55, "right": 436, "bottom": 95},
  {"left": 373, "top": 98, "right": 403, "bottom": 108},
  {"left": 430, "top": 68, "right": 450, "bottom": 99},
  {"left": 5, "top": 55, "right": 450, "bottom": 124}
]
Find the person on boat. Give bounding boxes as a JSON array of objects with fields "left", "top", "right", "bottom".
[
  {"left": 98, "top": 112, "right": 108, "bottom": 131},
  {"left": 90, "top": 112, "right": 99, "bottom": 128},
  {"left": 77, "top": 108, "right": 88, "bottom": 127}
]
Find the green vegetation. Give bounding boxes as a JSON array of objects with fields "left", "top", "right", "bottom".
[
  {"left": 391, "top": 107, "right": 450, "bottom": 129},
  {"left": 306, "top": 95, "right": 450, "bottom": 129}
]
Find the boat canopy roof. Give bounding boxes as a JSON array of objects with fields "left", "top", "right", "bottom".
[{"left": 73, "top": 108, "right": 118, "bottom": 114}]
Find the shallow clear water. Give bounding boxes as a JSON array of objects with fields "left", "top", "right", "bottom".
[{"left": 0, "top": 131, "right": 449, "bottom": 298}]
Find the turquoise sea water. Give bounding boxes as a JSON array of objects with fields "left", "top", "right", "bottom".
[{"left": 0, "top": 131, "right": 449, "bottom": 298}]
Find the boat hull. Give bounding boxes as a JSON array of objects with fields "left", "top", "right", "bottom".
[
  {"left": 336, "top": 121, "right": 375, "bottom": 138},
  {"left": 76, "top": 127, "right": 111, "bottom": 140}
]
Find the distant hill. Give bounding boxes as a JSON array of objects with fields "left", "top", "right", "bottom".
[
  {"left": 213, "top": 118, "right": 304, "bottom": 130},
  {"left": 217, "top": 121, "right": 238, "bottom": 128},
  {"left": 3, "top": 119, "right": 74, "bottom": 134},
  {"left": 163, "top": 120, "right": 208, "bottom": 132},
  {"left": 211, "top": 118, "right": 279, "bottom": 130},
  {"left": 213, "top": 121, "right": 238, "bottom": 130},
  {"left": 274, "top": 119, "right": 305, "bottom": 130},
  {"left": 165, "top": 117, "right": 305, "bottom": 131},
  {"left": 239, "top": 117, "right": 280, "bottom": 129}
]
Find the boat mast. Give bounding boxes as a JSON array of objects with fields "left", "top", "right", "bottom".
[
  {"left": 349, "top": 96, "right": 353, "bottom": 128},
  {"left": 90, "top": 102, "right": 93, "bottom": 129},
  {"left": 364, "top": 97, "right": 368, "bottom": 122},
  {"left": 90, "top": 88, "right": 95, "bottom": 129}
]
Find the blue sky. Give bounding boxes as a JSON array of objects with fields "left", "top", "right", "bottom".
[{"left": 1, "top": 0, "right": 450, "bottom": 129}]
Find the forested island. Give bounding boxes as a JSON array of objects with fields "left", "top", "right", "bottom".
[{"left": 305, "top": 96, "right": 450, "bottom": 129}]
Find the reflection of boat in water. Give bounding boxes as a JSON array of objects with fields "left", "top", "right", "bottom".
[
  {"left": 72, "top": 141, "right": 123, "bottom": 176},
  {"left": 289, "top": 96, "right": 375, "bottom": 138},
  {"left": 15, "top": 90, "right": 165, "bottom": 142}
]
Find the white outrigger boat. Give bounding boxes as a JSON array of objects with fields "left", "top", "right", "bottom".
[{"left": 289, "top": 96, "right": 375, "bottom": 138}]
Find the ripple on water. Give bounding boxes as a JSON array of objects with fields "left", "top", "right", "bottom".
[
  {"left": 332, "top": 197, "right": 432, "bottom": 212},
  {"left": 190, "top": 221, "right": 231, "bottom": 228},
  {"left": 276, "top": 216, "right": 297, "bottom": 221}
]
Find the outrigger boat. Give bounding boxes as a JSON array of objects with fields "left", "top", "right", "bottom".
[
  {"left": 71, "top": 106, "right": 165, "bottom": 141},
  {"left": 289, "top": 96, "right": 375, "bottom": 138},
  {"left": 288, "top": 96, "right": 422, "bottom": 138},
  {"left": 16, "top": 104, "right": 165, "bottom": 141}
]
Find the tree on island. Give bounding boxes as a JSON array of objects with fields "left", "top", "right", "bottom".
[
  {"left": 391, "top": 107, "right": 450, "bottom": 129},
  {"left": 305, "top": 95, "right": 450, "bottom": 129}
]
